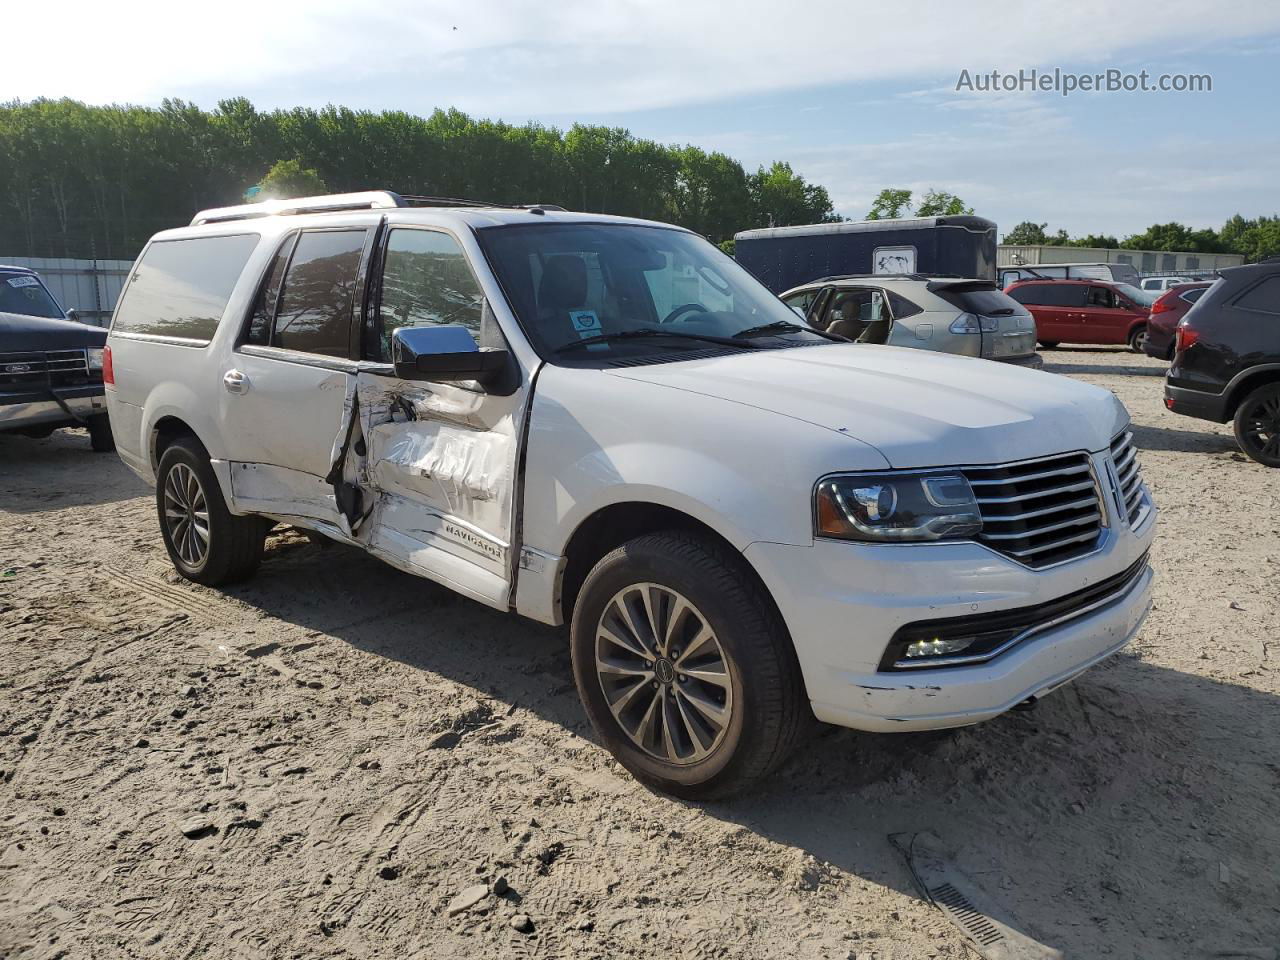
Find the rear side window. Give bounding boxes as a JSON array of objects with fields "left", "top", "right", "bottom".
[
  {"left": 1008, "top": 283, "right": 1085, "bottom": 307},
  {"left": 1234, "top": 275, "right": 1280, "bottom": 316},
  {"left": 271, "top": 229, "right": 367, "bottom": 357},
  {"left": 887, "top": 291, "right": 922, "bottom": 319},
  {"left": 113, "top": 234, "right": 259, "bottom": 342},
  {"left": 1180, "top": 287, "right": 1208, "bottom": 304},
  {"left": 931, "top": 283, "right": 1020, "bottom": 315}
]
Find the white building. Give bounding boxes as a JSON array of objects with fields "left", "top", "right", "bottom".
[{"left": 998, "top": 244, "right": 1243, "bottom": 276}]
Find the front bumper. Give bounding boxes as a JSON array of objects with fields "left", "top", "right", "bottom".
[
  {"left": 744, "top": 480, "right": 1156, "bottom": 733},
  {"left": 0, "top": 388, "right": 106, "bottom": 432}
]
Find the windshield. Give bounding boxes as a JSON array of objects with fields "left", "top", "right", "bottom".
[
  {"left": 0, "top": 272, "right": 64, "bottom": 319},
  {"left": 476, "top": 223, "right": 823, "bottom": 361},
  {"left": 1114, "top": 282, "right": 1157, "bottom": 307}
]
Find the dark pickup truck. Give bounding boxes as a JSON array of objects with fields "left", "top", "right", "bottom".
[{"left": 0, "top": 265, "right": 113, "bottom": 451}]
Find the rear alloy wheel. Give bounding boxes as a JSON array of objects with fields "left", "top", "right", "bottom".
[
  {"left": 156, "top": 437, "right": 268, "bottom": 584},
  {"left": 570, "top": 530, "right": 807, "bottom": 798},
  {"left": 1233, "top": 382, "right": 1280, "bottom": 468},
  {"left": 1128, "top": 325, "right": 1148, "bottom": 354}
]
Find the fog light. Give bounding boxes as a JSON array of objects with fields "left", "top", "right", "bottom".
[{"left": 904, "top": 636, "right": 976, "bottom": 659}]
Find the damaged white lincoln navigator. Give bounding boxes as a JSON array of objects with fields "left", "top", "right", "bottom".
[{"left": 105, "top": 192, "right": 1156, "bottom": 797}]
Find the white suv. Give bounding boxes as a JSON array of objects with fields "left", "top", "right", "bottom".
[{"left": 105, "top": 192, "right": 1156, "bottom": 797}]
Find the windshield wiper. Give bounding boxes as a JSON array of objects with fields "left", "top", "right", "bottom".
[
  {"left": 553, "top": 328, "right": 760, "bottom": 355},
  {"left": 733, "top": 320, "right": 847, "bottom": 342}
]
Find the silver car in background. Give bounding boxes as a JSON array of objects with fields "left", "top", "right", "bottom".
[{"left": 780, "top": 274, "right": 1042, "bottom": 367}]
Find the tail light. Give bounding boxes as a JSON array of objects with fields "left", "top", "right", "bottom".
[
  {"left": 102, "top": 345, "right": 115, "bottom": 386},
  {"left": 1150, "top": 297, "right": 1173, "bottom": 314},
  {"left": 1174, "top": 324, "right": 1199, "bottom": 354}
]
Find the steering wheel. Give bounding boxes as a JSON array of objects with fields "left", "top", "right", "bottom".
[{"left": 660, "top": 303, "right": 710, "bottom": 324}]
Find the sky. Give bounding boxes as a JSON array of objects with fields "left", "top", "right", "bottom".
[{"left": 6, "top": 0, "right": 1280, "bottom": 239}]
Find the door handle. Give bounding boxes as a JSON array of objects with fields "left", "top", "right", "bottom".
[{"left": 223, "top": 369, "right": 250, "bottom": 395}]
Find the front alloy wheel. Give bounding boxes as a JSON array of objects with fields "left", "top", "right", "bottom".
[
  {"left": 595, "top": 583, "right": 733, "bottom": 764},
  {"left": 1233, "top": 383, "right": 1280, "bottom": 467},
  {"left": 570, "top": 530, "right": 808, "bottom": 798}
]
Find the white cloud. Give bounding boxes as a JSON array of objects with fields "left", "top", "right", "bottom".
[{"left": 5, "top": 0, "right": 1280, "bottom": 115}]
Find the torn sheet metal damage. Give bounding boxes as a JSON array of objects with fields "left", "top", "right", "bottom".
[{"left": 343, "top": 373, "right": 517, "bottom": 580}]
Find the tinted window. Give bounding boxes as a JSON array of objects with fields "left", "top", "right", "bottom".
[
  {"left": 1180, "top": 287, "right": 1208, "bottom": 304},
  {"left": 1087, "top": 286, "right": 1115, "bottom": 309},
  {"left": 245, "top": 234, "right": 296, "bottom": 346},
  {"left": 113, "top": 234, "right": 259, "bottom": 342},
  {"left": 887, "top": 291, "right": 922, "bottom": 319},
  {"left": 272, "top": 230, "right": 367, "bottom": 357},
  {"left": 1009, "top": 283, "right": 1085, "bottom": 307},
  {"left": 371, "top": 229, "right": 484, "bottom": 361},
  {"left": 1234, "top": 275, "right": 1280, "bottom": 316},
  {"left": 0, "top": 272, "right": 63, "bottom": 319},
  {"left": 932, "top": 282, "right": 1021, "bottom": 315}
]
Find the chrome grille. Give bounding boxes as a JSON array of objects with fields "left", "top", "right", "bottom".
[
  {"left": 1109, "top": 431, "right": 1146, "bottom": 526},
  {"left": 962, "top": 452, "right": 1103, "bottom": 568},
  {"left": 0, "top": 349, "right": 91, "bottom": 389}
]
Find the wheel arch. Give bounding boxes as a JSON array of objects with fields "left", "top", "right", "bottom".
[
  {"left": 556, "top": 500, "right": 783, "bottom": 632},
  {"left": 1224, "top": 365, "right": 1280, "bottom": 419}
]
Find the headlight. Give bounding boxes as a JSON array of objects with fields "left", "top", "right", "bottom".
[
  {"left": 948, "top": 313, "right": 998, "bottom": 334},
  {"left": 87, "top": 347, "right": 105, "bottom": 370},
  {"left": 815, "top": 472, "right": 982, "bottom": 542}
]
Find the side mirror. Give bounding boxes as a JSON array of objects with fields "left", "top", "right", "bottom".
[
  {"left": 391, "top": 325, "right": 508, "bottom": 384},
  {"left": 65, "top": 308, "right": 80, "bottom": 323}
]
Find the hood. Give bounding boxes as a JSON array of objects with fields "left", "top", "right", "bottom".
[
  {"left": 0, "top": 312, "right": 106, "bottom": 352},
  {"left": 608, "top": 343, "right": 1127, "bottom": 469}
]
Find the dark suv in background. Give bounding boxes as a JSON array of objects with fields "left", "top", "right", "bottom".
[{"left": 1164, "top": 260, "right": 1280, "bottom": 466}]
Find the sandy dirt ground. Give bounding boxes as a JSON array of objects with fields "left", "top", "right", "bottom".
[{"left": 1, "top": 347, "right": 1277, "bottom": 960}]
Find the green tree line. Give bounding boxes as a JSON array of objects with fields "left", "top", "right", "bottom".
[
  {"left": 0, "top": 98, "right": 839, "bottom": 260},
  {"left": 1002, "top": 217, "right": 1280, "bottom": 262}
]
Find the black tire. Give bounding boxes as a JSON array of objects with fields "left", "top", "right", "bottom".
[
  {"left": 1128, "top": 325, "right": 1148, "bottom": 354},
  {"left": 1038, "top": 340, "right": 1059, "bottom": 349},
  {"left": 1232, "top": 382, "right": 1280, "bottom": 468},
  {"left": 88, "top": 414, "right": 115, "bottom": 452},
  {"left": 156, "top": 437, "right": 268, "bottom": 584},
  {"left": 570, "top": 530, "right": 808, "bottom": 799}
]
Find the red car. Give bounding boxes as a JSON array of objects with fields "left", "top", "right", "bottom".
[
  {"left": 1006, "top": 278, "right": 1157, "bottom": 353},
  {"left": 1142, "top": 281, "right": 1213, "bottom": 360}
]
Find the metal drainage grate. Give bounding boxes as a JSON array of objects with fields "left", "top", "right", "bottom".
[{"left": 930, "top": 882, "right": 1005, "bottom": 947}]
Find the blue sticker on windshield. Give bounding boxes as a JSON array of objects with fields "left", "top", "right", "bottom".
[{"left": 570, "top": 310, "right": 601, "bottom": 338}]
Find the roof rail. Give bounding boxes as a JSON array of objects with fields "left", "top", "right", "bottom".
[{"left": 190, "top": 191, "right": 408, "bottom": 226}]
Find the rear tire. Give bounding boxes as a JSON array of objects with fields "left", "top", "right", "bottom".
[
  {"left": 570, "top": 530, "right": 808, "bottom": 799},
  {"left": 1038, "top": 340, "right": 1059, "bottom": 349},
  {"left": 1128, "top": 325, "right": 1148, "bottom": 354},
  {"left": 1232, "top": 382, "right": 1280, "bottom": 468},
  {"left": 156, "top": 437, "right": 268, "bottom": 584},
  {"left": 88, "top": 414, "right": 115, "bottom": 452}
]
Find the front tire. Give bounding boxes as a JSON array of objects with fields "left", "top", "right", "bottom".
[
  {"left": 88, "top": 414, "right": 115, "bottom": 452},
  {"left": 1128, "top": 325, "right": 1148, "bottom": 354},
  {"left": 1233, "top": 382, "right": 1280, "bottom": 468},
  {"left": 570, "top": 531, "right": 807, "bottom": 799},
  {"left": 156, "top": 437, "right": 268, "bottom": 584}
]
